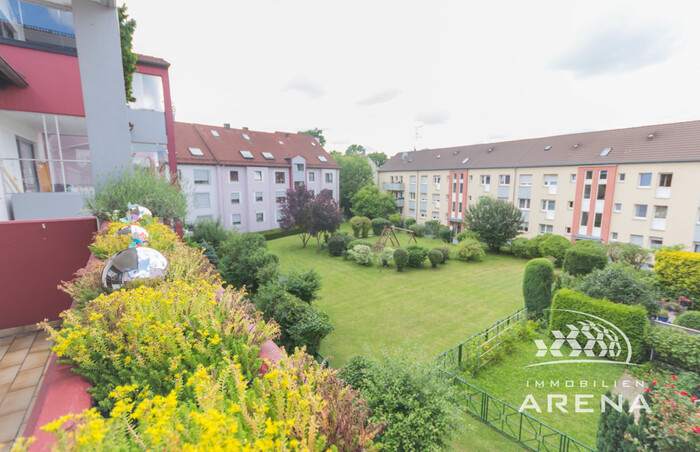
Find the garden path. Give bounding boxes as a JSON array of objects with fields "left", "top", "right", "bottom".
[{"left": 612, "top": 371, "right": 647, "bottom": 422}]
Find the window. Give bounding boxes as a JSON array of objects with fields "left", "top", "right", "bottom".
[
  {"left": 599, "top": 170, "right": 608, "bottom": 180},
  {"left": 520, "top": 175, "right": 533, "bottom": 186},
  {"left": 594, "top": 213, "right": 602, "bottom": 228},
  {"left": 649, "top": 237, "right": 663, "bottom": 249},
  {"left": 275, "top": 191, "right": 286, "bottom": 204},
  {"left": 188, "top": 147, "right": 204, "bottom": 156},
  {"left": 570, "top": 174, "right": 577, "bottom": 183},
  {"left": 567, "top": 201, "right": 574, "bottom": 209},
  {"left": 262, "top": 152, "right": 275, "bottom": 160},
  {"left": 240, "top": 150, "right": 254, "bottom": 159},
  {"left": 654, "top": 205, "right": 668, "bottom": 219},
  {"left": 659, "top": 173, "right": 673, "bottom": 187},
  {"left": 638, "top": 173, "right": 652, "bottom": 187},
  {"left": 232, "top": 214, "right": 241, "bottom": 225},
  {"left": 432, "top": 212, "right": 440, "bottom": 220},
  {"left": 410, "top": 192, "right": 416, "bottom": 200},
  {"left": 409, "top": 209, "right": 416, "bottom": 217},
  {"left": 130, "top": 73, "right": 165, "bottom": 112},
  {"left": 254, "top": 171, "right": 263, "bottom": 181},
  {"left": 596, "top": 184, "right": 606, "bottom": 200},
  {"left": 275, "top": 171, "right": 285, "bottom": 184},
  {"left": 618, "top": 173, "right": 625, "bottom": 182},
  {"left": 580, "top": 211, "right": 589, "bottom": 226},
  {"left": 317, "top": 156, "right": 327, "bottom": 163},
  {"left": 420, "top": 212, "right": 427, "bottom": 219},
  {"left": 196, "top": 215, "right": 212, "bottom": 222},
  {"left": 460, "top": 173, "right": 464, "bottom": 180},
  {"left": 410, "top": 176, "right": 417, "bottom": 183},
  {"left": 614, "top": 203, "right": 622, "bottom": 212},
  {"left": 295, "top": 163, "right": 304, "bottom": 172},
  {"left": 308, "top": 172, "right": 315, "bottom": 182},
  {"left": 565, "top": 227, "right": 572, "bottom": 235},
  {"left": 229, "top": 170, "right": 239, "bottom": 182},
  {"left": 325, "top": 173, "right": 333, "bottom": 183},
  {"left": 422, "top": 175, "right": 429, "bottom": 184},
  {"left": 611, "top": 232, "right": 618, "bottom": 241},
  {"left": 294, "top": 181, "right": 304, "bottom": 189},
  {"left": 230, "top": 192, "right": 241, "bottom": 204},
  {"left": 256, "top": 212, "right": 264, "bottom": 223},
  {"left": 211, "top": 130, "right": 219, "bottom": 137},
  {"left": 480, "top": 175, "right": 490, "bottom": 185},
  {"left": 543, "top": 175, "right": 558, "bottom": 186},
  {"left": 451, "top": 202, "right": 456, "bottom": 211},
  {"left": 499, "top": 175, "right": 510, "bottom": 185},
  {"left": 630, "top": 235, "right": 643, "bottom": 246},
  {"left": 539, "top": 224, "right": 553, "bottom": 235},
  {"left": 694, "top": 243, "right": 700, "bottom": 253},
  {"left": 518, "top": 198, "right": 531, "bottom": 209},
  {"left": 242, "top": 133, "right": 250, "bottom": 140},
  {"left": 276, "top": 210, "right": 282, "bottom": 221},
  {"left": 518, "top": 223, "right": 529, "bottom": 233},
  {"left": 193, "top": 169, "right": 210, "bottom": 185},
  {"left": 420, "top": 193, "right": 428, "bottom": 201},
  {"left": 585, "top": 170, "right": 593, "bottom": 180},
  {"left": 541, "top": 200, "right": 555, "bottom": 211},
  {"left": 193, "top": 193, "right": 210, "bottom": 209},
  {"left": 255, "top": 192, "right": 263, "bottom": 203},
  {"left": 433, "top": 176, "right": 441, "bottom": 184},
  {"left": 583, "top": 185, "right": 591, "bottom": 199},
  {"left": 634, "top": 204, "right": 648, "bottom": 219}
]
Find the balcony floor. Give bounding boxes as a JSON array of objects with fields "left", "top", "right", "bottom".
[{"left": 0, "top": 326, "right": 56, "bottom": 451}]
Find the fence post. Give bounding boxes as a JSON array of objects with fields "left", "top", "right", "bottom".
[
  {"left": 559, "top": 433, "right": 566, "bottom": 452},
  {"left": 481, "top": 392, "right": 489, "bottom": 421},
  {"left": 518, "top": 412, "right": 523, "bottom": 442},
  {"left": 458, "top": 343, "right": 462, "bottom": 368}
]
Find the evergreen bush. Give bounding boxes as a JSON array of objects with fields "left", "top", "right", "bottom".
[
  {"left": 539, "top": 234, "right": 571, "bottom": 267},
  {"left": 454, "top": 238, "right": 485, "bottom": 262},
  {"left": 404, "top": 218, "right": 417, "bottom": 228},
  {"left": 429, "top": 248, "right": 444, "bottom": 268},
  {"left": 394, "top": 248, "right": 409, "bottom": 271},
  {"left": 328, "top": 235, "right": 348, "bottom": 257},
  {"left": 563, "top": 245, "right": 608, "bottom": 275},
  {"left": 511, "top": 237, "right": 529, "bottom": 258},
  {"left": 409, "top": 224, "right": 426, "bottom": 237},
  {"left": 371, "top": 217, "right": 391, "bottom": 236},
  {"left": 405, "top": 245, "right": 429, "bottom": 267},
  {"left": 675, "top": 311, "right": 700, "bottom": 331},
  {"left": 522, "top": 258, "right": 554, "bottom": 318}
]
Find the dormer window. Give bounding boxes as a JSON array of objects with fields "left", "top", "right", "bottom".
[{"left": 240, "top": 150, "right": 254, "bottom": 159}]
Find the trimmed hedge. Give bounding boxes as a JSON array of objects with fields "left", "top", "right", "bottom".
[
  {"left": 525, "top": 234, "right": 549, "bottom": 258},
  {"left": 328, "top": 235, "right": 348, "bottom": 257},
  {"left": 405, "top": 245, "right": 429, "bottom": 268},
  {"left": 389, "top": 214, "right": 403, "bottom": 228},
  {"left": 540, "top": 234, "right": 571, "bottom": 267},
  {"left": 394, "top": 248, "right": 409, "bottom": 271},
  {"left": 675, "top": 311, "right": 700, "bottom": 331},
  {"left": 511, "top": 237, "right": 529, "bottom": 258},
  {"left": 563, "top": 246, "right": 607, "bottom": 275},
  {"left": 522, "top": 258, "right": 554, "bottom": 317},
  {"left": 409, "top": 224, "right": 426, "bottom": 238},
  {"left": 654, "top": 250, "right": 700, "bottom": 299},
  {"left": 424, "top": 220, "right": 441, "bottom": 236},
  {"left": 437, "top": 247, "right": 450, "bottom": 261},
  {"left": 438, "top": 226, "right": 451, "bottom": 243},
  {"left": 371, "top": 218, "right": 391, "bottom": 236},
  {"left": 550, "top": 289, "right": 648, "bottom": 363},
  {"left": 405, "top": 218, "right": 417, "bottom": 228},
  {"left": 350, "top": 216, "right": 371, "bottom": 238},
  {"left": 646, "top": 327, "right": 700, "bottom": 373},
  {"left": 428, "top": 248, "right": 444, "bottom": 268},
  {"left": 260, "top": 227, "right": 299, "bottom": 241},
  {"left": 454, "top": 238, "right": 485, "bottom": 262}
]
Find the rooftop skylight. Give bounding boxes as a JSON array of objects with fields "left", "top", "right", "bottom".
[
  {"left": 240, "top": 150, "right": 254, "bottom": 159},
  {"left": 318, "top": 156, "right": 328, "bottom": 163},
  {"left": 462, "top": 157, "right": 470, "bottom": 164},
  {"left": 600, "top": 147, "right": 612, "bottom": 157},
  {"left": 188, "top": 147, "right": 203, "bottom": 156},
  {"left": 242, "top": 133, "right": 250, "bottom": 140},
  {"left": 544, "top": 146, "right": 552, "bottom": 151},
  {"left": 211, "top": 130, "right": 219, "bottom": 137},
  {"left": 263, "top": 152, "right": 275, "bottom": 160},
  {"left": 279, "top": 141, "right": 285, "bottom": 145}
]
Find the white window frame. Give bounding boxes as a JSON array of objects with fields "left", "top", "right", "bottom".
[
  {"left": 295, "top": 163, "right": 304, "bottom": 172},
  {"left": 193, "top": 169, "right": 210, "bottom": 185},
  {"left": 649, "top": 237, "right": 663, "bottom": 249},
  {"left": 614, "top": 203, "right": 622, "bottom": 213},
  {"left": 617, "top": 173, "right": 625, "bottom": 182},
  {"left": 570, "top": 174, "right": 577, "bottom": 183},
  {"left": 325, "top": 172, "right": 333, "bottom": 183},
  {"left": 611, "top": 232, "right": 618, "bottom": 241},
  {"left": 308, "top": 171, "right": 315, "bottom": 182},
  {"left": 638, "top": 173, "right": 652, "bottom": 188},
  {"left": 518, "top": 198, "right": 530, "bottom": 210},
  {"left": 567, "top": 201, "right": 574, "bottom": 210},
  {"left": 254, "top": 192, "right": 264, "bottom": 203},
  {"left": 193, "top": 192, "right": 211, "bottom": 209},
  {"left": 254, "top": 170, "right": 263, "bottom": 182},
  {"left": 274, "top": 171, "right": 286, "bottom": 184},
  {"left": 230, "top": 192, "right": 241, "bottom": 205},
  {"left": 480, "top": 175, "right": 490, "bottom": 185},
  {"left": 541, "top": 200, "right": 555, "bottom": 211},
  {"left": 519, "top": 175, "right": 533, "bottom": 186},
  {"left": 633, "top": 204, "right": 648, "bottom": 219},
  {"left": 539, "top": 224, "right": 553, "bottom": 235},
  {"left": 499, "top": 175, "right": 510, "bottom": 185},
  {"left": 256, "top": 211, "right": 265, "bottom": 223},
  {"left": 231, "top": 214, "right": 241, "bottom": 225}
]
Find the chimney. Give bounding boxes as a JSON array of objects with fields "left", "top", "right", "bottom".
[
  {"left": 223, "top": 123, "right": 231, "bottom": 130},
  {"left": 243, "top": 127, "right": 249, "bottom": 131},
  {"left": 285, "top": 133, "right": 290, "bottom": 139}
]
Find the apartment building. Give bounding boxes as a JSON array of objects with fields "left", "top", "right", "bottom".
[
  {"left": 175, "top": 122, "right": 340, "bottom": 232},
  {"left": 379, "top": 121, "right": 700, "bottom": 252},
  {"left": 0, "top": 0, "right": 177, "bottom": 221}
]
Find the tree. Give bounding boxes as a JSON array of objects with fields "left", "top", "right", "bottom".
[
  {"left": 576, "top": 263, "right": 660, "bottom": 316},
  {"left": 219, "top": 233, "right": 279, "bottom": 293},
  {"left": 523, "top": 258, "right": 554, "bottom": 318},
  {"left": 335, "top": 154, "right": 374, "bottom": 215},
  {"left": 298, "top": 128, "right": 326, "bottom": 146},
  {"left": 345, "top": 144, "right": 366, "bottom": 156},
  {"left": 367, "top": 152, "right": 388, "bottom": 167},
  {"left": 350, "top": 185, "right": 397, "bottom": 219},
  {"left": 279, "top": 185, "right": 314, "bottom": 247},
  {"left": 463, "top": 198, "right": 523, "bottom": 251},
  {"left": 118, "top": 6, "right": 138, "bottom": 103},
  {"left": 308, "top": 189, "right": 344, "bottom": 253}
]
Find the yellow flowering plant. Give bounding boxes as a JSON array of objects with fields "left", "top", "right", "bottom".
[{"left": 89, "top": 219, "right": 179, "bottom": 260}]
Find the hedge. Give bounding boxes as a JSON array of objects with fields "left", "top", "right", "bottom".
[
  {"left": 549, "top": 289, "right": 648, "bottom": 363},
  {"left": 371, "top": 218, "right": 391, "bottom": 236},
  {"left": 394, "top": 248, "right": 409, "bottom": 271},
  {"left": 539, "top": 234, "right": 571, "bottom": 267},
  {"left": 523, "top": 258, "right": 553, "bottom": 317},
  {"left": 654, "top": 250, "right": 700, "bottom": 299},
  {"left": 408, "top": 224, "right": 426, "bottom": 237},
  {"left": 511, "top": 237, "right": 529, "bottom": 258},
  {"left": 428, "top": 248, "right": 444, "bottom": 268},
  {"left": 424, "top": 220, "right": 441, "bottom": 236},
  {"left": 350, "top": 216, "right": 371, "bottom": 238},
  {"left": 646, "top": 327, "right": 700, "bottom": 373},
  {"left": 260, "top": 227, "right": 300, "bottom": 241},
  {"left": 675, "top": 311, "right": 700, "bottom": 331},
  {"left": 525, "top": 234, "right": 549, "bottom": 258},
  {"left": 405, "top": 245, "right": 428, "bottom": 268},
  {"left": 563, "top": 246, "right": 607, "bottom": 275},
  {"left": 346, "top": 239, "right": 372, "bottom": 251},
  {"left": 328, "top": 235, "right": 348, "bottom": 257},
  {"left": 405, "top": 218, "right": 417, "bottom": 228}
]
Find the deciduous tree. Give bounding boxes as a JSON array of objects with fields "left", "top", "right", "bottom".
[
  {"left": 367, "top": 152, "right": 388, "bottom": 167},
  {"left": 335, "top": 154, "right": 373, "bottom": 215},
  {"left": 463, "top": 198, "right": 523, "bottom": 251},
  {"left": 309, "top": 189, "right": 344, "bottom": 253},
  {"left": 350, "top": 185, "right": 397, "bottom": 219},
  {"left": 298, "top": 128, "right": 326, "bottom": 146},
  {"left": 279, "top": 185, "right": 314, "bottom": 247}
]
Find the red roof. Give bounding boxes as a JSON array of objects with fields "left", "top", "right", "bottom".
[{"left": 174, "top": 122, "right": 339, "bottom": 169}]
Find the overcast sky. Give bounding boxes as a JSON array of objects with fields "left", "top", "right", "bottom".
[{"left": 126, "top": 0, "right": 700, "bottom": 156}]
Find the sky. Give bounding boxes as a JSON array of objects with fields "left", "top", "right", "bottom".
[{"left": 125, "top": 0, "right": 700, "bottom": 156}]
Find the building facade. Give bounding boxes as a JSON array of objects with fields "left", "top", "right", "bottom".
[
  {"left": 379, "top": 121, "right": 700, "bottom": 252},
  {"left": 0, "top": 0, "right": 176, "bottom": 221},
  {"left": 175, "top": 122, "right": 340, "bottom": 232}
]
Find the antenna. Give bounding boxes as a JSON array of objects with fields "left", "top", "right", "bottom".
[{"left": 414, "top": 125, "right": 423, "bottom": 151}]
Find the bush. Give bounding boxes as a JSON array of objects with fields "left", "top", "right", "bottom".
[
  {"left": 654, "top": 250, "right": 700, "bottom": 299},
  {"left": 456, "top": 230, "right": 478, "bottom": 242},
  {"left": 550, "top": 289, "right": 648, "bottom": 363},
  {"left": 389, "top": 213, "right": 403, "bottom": 227},
  {"left": 219, "top": 233, "right": 279, "bottom": 293},
  {"left": 454, "top": 238, "right": 485, "bottom": 262},
  {"left": 408, "top": 224, "right": 426, "bottom": 237},
  {"left": 437, "top": 247, "right": 450, "bottom": 261},
  {"left": 675, "top": 311, "right": 700, "bottom": 331},
  {"left": 424, "top": 220, "right": 441, "bottom": 236},
  {"left": 89, "top": 219, "right": 179, "bottom": 260},
  {"left": 606, "top": 242, "right": 652, "bottom": 270},
  {"left": 371, "top": 218, "right": 391, "bottom": 236},
  {"left": 189, "top": 219, "right": 231, "bottom": 250},
  {"left": 438, "top": 225, "right": 451, "bottom": 243},
  {"left": 338, "top": 350, "right": 456, "bottom": 451},
  {"left": 463, "top": 197, "right": 523, "bottom": 251},
  {"left": 525, "top": 234, "right": 548, "bottom": 258},
  {"left": 563, "top": 245, "right": 608, "bottom": 276},
  {"left": 511, "top": 237, "right": 529, "bottom": 258},
  {"left": 378, "top": 247, "right": 395, "bottom": 267},
  {"left": 348, "top": 245, "right": 374, "bottom": 265},
  {"left": 576, "top": 263, "right": 660, "bottom": 316},
  {"left": 278, "top": 269, "right": 322, "bottom": 303},
  {"left": 646, "top": 327, "right": 700, "bottom": 373},
  {"left": 428, "top": 248, "right": 444, "bottom": 268},
  {"left": 347, "top": 239, "right": 372, "bottom": 251},
  {"left": 259, "top": 227, "right": 300, "bottom": 241},
  {"left": 394, "top": 248, "right": 409, "bottom": 271},
  {"left": 539, "top": 234, "right": 571, "bottom": 267},
  {"left": 404, "top": 218, "right": 417, "bottom": 228},
  {"left": 596, "top": 391, "right": 635, "bottom": 452},
  {"left": 197, "top": 240, "right": 220, "bottom": 267},
  {"left": 349, "top": 216, "right": 368, "bottom": 238},
  {"left": 523, "top": 258, "right": 554, "bottom": 318},
  {"left": 405, "top": 245, "right": 429, "bottom": 268},
  {"left": 328, "top": 235, "right": 348, "bottom": 257}
]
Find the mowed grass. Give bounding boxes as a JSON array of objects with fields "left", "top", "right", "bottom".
[{"left": 268, "top": 225, "right": 528, "bottom": 366}]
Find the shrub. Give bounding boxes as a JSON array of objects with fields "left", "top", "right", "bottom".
[
  {"left": 438, "top": 225, "right": 451, "bottom": 243},
  {"left": 371, "top": 217, "right": 391, "bottom": 236},
  {"left": 405, "top": 245, "right": 429, "bottom": 267},
  {"left": 646, "top": 327, "right": 700, "bottom": 373},
  {"left": 606, "top": 242, "right": 651, "bottom": 270},
  {"left": 654, "top": 250, "right": 700, "bottom": 299},
  {"left": 197, "top": 240, "right": 220, "bottom": 267},
  {"left": 511, "top": 237, "right": 529, "bottom": 258},
  {"left": 278, "top": 269, "right": 322, "bottom": 303},
  {"left": 338, "top": 350, "right": 456, "bottom": 452},
  {"left": 259, "top": 227, "right": 300, "bottom": 241},
  {"left": 189, "top": 218, "right": 231, "bottom": 250},
  {"left": 404, "top": 218, "right": 416, "bottom": 228},
  {"left": 389, "top": 213, "right": 403, "bottom": 227},
  {"left": 437, "top": 247, "right": 450, "bottom": 261},
  {"left": 675, "top": 311, "right": 700, "bottom": 331},
  {"left": 349, "top": 216, "right": 364, "bottom": 237},
  {"left": 539, "top": 234, "right": 571, "bottom": 267},
  {"left": 525, "top": 234, "right": 549, "bottom": 258},
  {"left": 550, "top": 289, "right": 648, "bottom": 363},
  {"left": 596, "top": 391, "right": 635, "bottom": 452},
  {"left": 348, "top": 245, "right": 374, "bottom": 265},
  {"left": 394, "top": 248, "right": 409, "bottom": 271},
  {"left": 563, "top": 245, "right": 608, "bottom": 276},
  {"left": 454, "top": 238, "right": 485, "bottom": 262},
  {"left": 328, "top": 235, "right": 348, "bottom": 256},
  {"left": 89, "top": 219, "right": 179, "bottom": 260},
  {"left": 424, "top": 220, "right": 441, "bottom": 236},
  {"left": 378, "top": 247, "right": 395, "bottom": 267},
  {"left": 456, "top": 230, "right": 478, "bottom": 242},
  {"left": 576, "top": 263, "right": 660, "bottom": 316},
  {"left": 523, "top": 258, "right": 554, "bottom": 318},
  {"left": 219, "top": 233, "right": 279, "bottom": 293},
  {"left": 428, "top": 248, "right": 444, "bottom": 268},
  {"left": 347, "top": 239, "right": 372, "bottom": 251},
  {"left": 408, "top": 224, "right": 425, "bottom": 237},
  {"left": 463, "top": 197, "right": 523, "bottom": 251},
  {"left": 83, "top": 166, "right": 190, "bottom": 221}
]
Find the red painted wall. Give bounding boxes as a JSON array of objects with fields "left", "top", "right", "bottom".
[
  {"left": 0, "top": 217, "right": 96, "bottom": 329},
  {"left": 0, "top": 44, "right": 85, "bottom": 116},
  {"left": 571, "top": 166, "right": 617, "bottom": 242}
]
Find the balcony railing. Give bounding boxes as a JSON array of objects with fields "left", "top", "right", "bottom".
[
  {"left": 382, "top": 182, "right": 405, "bottom": 191},
  {"left": 395, "top": 198, "right": 405, "bottom": 207}
]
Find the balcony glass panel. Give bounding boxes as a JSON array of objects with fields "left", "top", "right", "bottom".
[{"left": 0, "top": 0, "right": 76, "bottom": 49}]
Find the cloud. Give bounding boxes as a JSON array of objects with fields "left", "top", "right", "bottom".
[
  {"left": 356, "top": 88, "right": 402, "bottom": 106},
  {"left": 284, "top": 76, "right": 326, "bottom": 99},
  {"left": 416, "top": 110, "right": 450, "bottom": 125},
  {"left": 551, "top": 21, "right": 679, "bottom": 78}
]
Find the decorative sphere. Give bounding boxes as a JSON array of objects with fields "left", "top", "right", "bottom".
[
  {"left": 115, "top": 225, "right": 150, "bottom": 239},
  {"left": 127, "top": 205, "right": 152, "bottom": 221},
  {"left": 101, "top": 247, "right": 168, "bottom": 290}
]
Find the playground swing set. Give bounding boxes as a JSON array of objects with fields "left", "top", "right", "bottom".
[{"left": 372, "top": 225, "right": 417, "bottom": 251}]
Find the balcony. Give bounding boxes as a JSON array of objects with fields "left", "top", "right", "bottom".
[
  {"left": 0, "top": 0, "right": 77, "bottom": 51},
  {"left": 395, "top": 198, "right": 405, "bottom": 207},
  {"left": 382, "top": 182, "right": 405, "bottom": 191}
]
